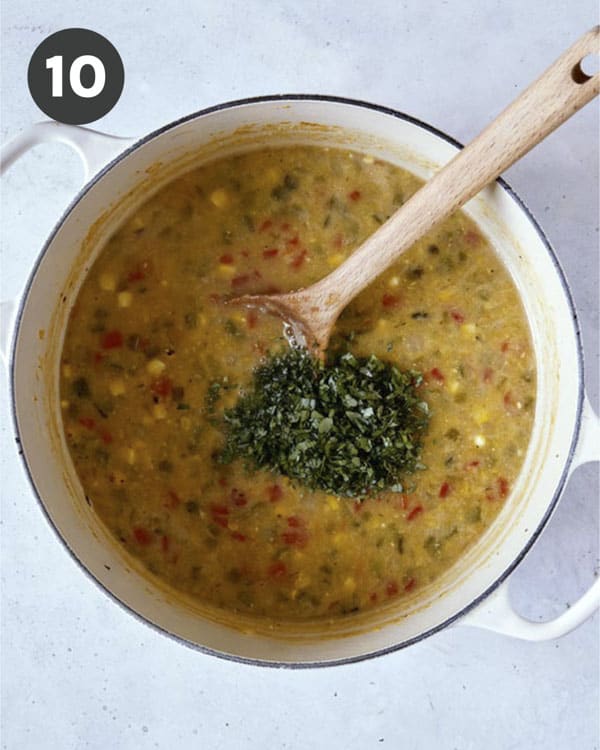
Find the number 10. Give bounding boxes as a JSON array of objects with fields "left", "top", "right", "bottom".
[{"left": 45, "top": 55, "right": 106, "bottom": 98}]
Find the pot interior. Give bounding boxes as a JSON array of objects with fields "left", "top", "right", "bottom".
[{"left": 12, "top": 98, "right": 582, "bottom": 665}]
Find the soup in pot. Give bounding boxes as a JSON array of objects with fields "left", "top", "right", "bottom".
[{"left": 60, "top": 146, "right": 535, "bottom": 621}]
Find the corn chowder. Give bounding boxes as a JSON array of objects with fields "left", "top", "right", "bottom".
[{"left": 60, "top": 146, "right": 535, "bottom": 621}]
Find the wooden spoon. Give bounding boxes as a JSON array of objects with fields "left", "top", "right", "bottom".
[{"left": 236, "top": 27, "right": 599, "bottom": 354}]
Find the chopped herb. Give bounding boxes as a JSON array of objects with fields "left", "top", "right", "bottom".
[
  {"left": 219, "top": 349, "right": 429, "bottom": 498},
  {"left": 72, "top": 377, "right": 90, "bottom": 398},
  {"left": 184, "top": 311, "right": 198, "bottom": 329},
  {"left": 224, "top": 319, "right": 243, "bottom": 337},
  {"left": 272, "top": 173, "right": 299, "bottom": 200}
]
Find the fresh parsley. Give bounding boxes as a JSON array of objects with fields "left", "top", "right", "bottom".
[{"left": 219, "top": 349, "right": 429, "bottom": 498}]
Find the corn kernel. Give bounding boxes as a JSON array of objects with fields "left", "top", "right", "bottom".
[
  {"left": 123, "top": 447, "right": 136, "bottom": 465},
  {"left": 327, "top": 252, "right": 345, "bottom": 268},
  {"left": 296, "top": 572, "right": 311, "bottom": 589},
  {"left": 343, "top": 577, "right": 356, "bottom": 593},
  {"left": 61, "top": 400, "right": 69, "bottom": 410},
  {"left": 109, "top": 379, "right": 126, "bottom": 396},
  {"left": 218, "top": 264, "right": 236, "bottom": 276},
  {"left": 210, "top": 188, "right": 229, "bottom": 208},
  {"left": 362, "top": 155, "right": 375, "bottom": 164},
  {"left": 474, "top": 434, "right": 487, "bottom": 447},
  {"left": 130, "top": 214, "right": 145, "bottom": 232},
  {"left": 474, "top": 407, "right": 489, "bottom": 425},
  {"left": 461, "top": 323, "right": 477, "bottom": 337},
  {"left": 376, "top": 318, "right": 389, "bottom": 331},
  {"left": 62, "top": 364, "right": 72, "bottom": 379},
  {"left": 326, "top": 495, "right": 340, "bottom": 511},
  {"left": 153, "top": 403, "right": 167, "bottom": 420},
  {"left": 99, "top": 272, "right": 116, "bottom": 291},
  {"left": 388, "top": 276, "right": 400, "bottom": 288},
  {"left": 447, "top": 380, "right": 460, "bottom": 394},
  {"left": 118, "top": 291, "right": 133, "bottom": 308},
  {"left": 146, "top": 359, "right": 166, "bottom": 376}
]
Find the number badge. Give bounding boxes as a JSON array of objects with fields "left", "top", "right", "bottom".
[{"left": 28, "top": 28, "right": 124, "bottom": 125}]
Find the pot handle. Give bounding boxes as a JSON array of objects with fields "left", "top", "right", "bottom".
[
  {"left": 0, "top": 120, "right": 136, "bottom": 181},
  {"left": 0, "top": 122, "right": 137, "bottom": 368},
  {"left": 460, "top": 394, "right": 600, "bottom": 640}
]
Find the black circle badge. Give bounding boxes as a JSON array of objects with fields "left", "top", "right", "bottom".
[{"left": 28, "top": 28, "right": 124, "bottom": 124}]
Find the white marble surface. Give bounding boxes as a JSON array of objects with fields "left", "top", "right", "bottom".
[{"left": 1, "top": 2, "right": 598, "bottom": 748}]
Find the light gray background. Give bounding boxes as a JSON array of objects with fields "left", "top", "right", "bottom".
[{"left": 1, "top": 2, "right": 598, "bottom": 749}]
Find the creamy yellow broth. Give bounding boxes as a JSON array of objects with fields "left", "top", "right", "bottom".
[{"left": 60, "top": 146, "right": 535, "bottom": 621}]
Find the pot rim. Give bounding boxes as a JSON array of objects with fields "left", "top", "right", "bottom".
[{"left": 8, "top": 93, "right": 585, "bottom": 668}]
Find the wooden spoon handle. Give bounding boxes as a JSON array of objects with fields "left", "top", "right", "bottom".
[{"left": 309, "top": 26, "right": 599, "bottom": 315}]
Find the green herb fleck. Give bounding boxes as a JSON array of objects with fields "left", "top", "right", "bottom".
[{"left": 219, "top": 349, "right": 429, "bottom": 498}]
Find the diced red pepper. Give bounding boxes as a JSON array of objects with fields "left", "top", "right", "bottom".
[
  {"left": 498, "top": 477, "right": 510, "bottom": 498},
  {"left": 262, "top": 248, "right": 279, "bottom": 258},
  {"left": 210, "top": 503, "right": 229, "bottom": 516},
  {"left": 127, "top": 267, "right": 145, "bottom": 282},
  {"left": 231, "top": 274, "right": 251, "bottom": 288},
  {"left": 164, "top": 490, "right": 180, "bottom": 509},
  {"left": 483, "top": 367, "right": 494, "bottom": 384},
  {"left": 230, "top": 488, "right": 247, "bottom": 507},
  {"left": 450, "top": 309, "right": 465, "bottom": 324},
  {"left": 349, "top": 190, "right": 361, "bottom": 201},
  {"left": 268, "top": 484, "right": 283, "bottom": 502},
  {"left": 286, "top": 235, "right": 300, "bottom": 247},
  {"left": 219, "top": 253, "right": 234, "bottom": 264},
  {"left": 382, "top": 293, "right": 401, "bottom": 309},
  {"left": 259, "top": 219, "right": 273, "bottom": 232},
  {"left": 369, "top": 592, "right": 378, "bottom": 603},
  {"left": 231, "top": 531, "right": 247, "bottom": 542},
  {"left": 386, "top": 581, "right": 399, "bottom": 596},
  {"left": 99, "top": 429, "right": 113, "bottom": 445},
  {"left": 151, "top": 376, "right": 172, "bottom": 398},
  {"left": 501, "top": 341, "right": 510, "bottom": 353},
  {"left": 407, "top": 505, "right": 423, "bottom": 521},
  {"left": 464, "top": 230, "right": 481, "bottom": 247},
  {"left": 404, "top": 577, "right": 416, "bottom": 592},
  {"left": 430, "top": 367, "right": 445, "bottom": 384},
  {"left": 290, "top": 250, "right": 307, "bottom": 269},
  {"left": 267, "top": 560, "right": 287, "bottom": 578},
  {"left": 246, "top": 310, "right": 258, "bottom": 329},
  {"left": 231, "top": 270, "right": 262, "bottom": 289},
  {"left": 79, "top": 417, "right": 96, "bottom": 430},
  {"left": 439, "top": 482, "right": 451, "bottom": 499},
  {"left": 287, "top": 515, "right": 303, "bottom": 528},
  {"left": 218, "top": 477, "right": 228, "bottom": 487},
  {"left": 465, "top": 460, "right": 480, "bottom": 471},
  {"left": 101, "top": 330, "right": 123, "bottom": 349},
  {"left": 333, "top": 233, "right": 343, "bottom": 248},
  {"left": 93, "top": 352, "right": 104, "bottom": 364},
  {"left": 161, "top": 535, "right": 170, "bottom": 553},
  {"left": 280, "top": 222, "right": 291, "bottom": 232},
  {"left": 282, "top": 529, "right": 308, "bottom": 548},
  {"left": 503, "top": 391, "right": 513, "bottom": 408},
  {"left": 133, "top": 527, "right": 152, "bottom": 545}
]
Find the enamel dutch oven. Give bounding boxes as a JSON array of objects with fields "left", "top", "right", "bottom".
[{"left": 2, "top": 96, "right": 599, "bottom": 667}]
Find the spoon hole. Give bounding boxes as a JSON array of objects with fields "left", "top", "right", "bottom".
[{"left": 571, "top": 53, "right": 600, "bottom": 84}]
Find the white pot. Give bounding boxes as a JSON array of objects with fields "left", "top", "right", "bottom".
[{"left": 2, "top": 96, "right": 598, "bottom": 666}]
